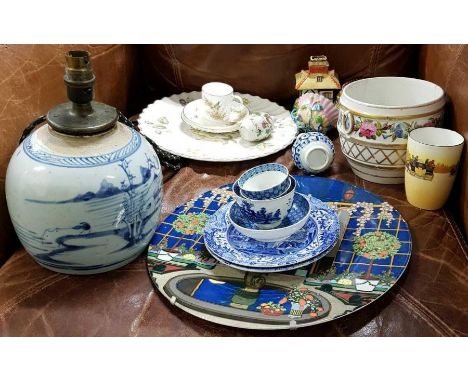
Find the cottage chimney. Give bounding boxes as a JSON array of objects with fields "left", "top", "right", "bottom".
[{"left": 308, "top": 55, "right": 329, "bottom": 74}]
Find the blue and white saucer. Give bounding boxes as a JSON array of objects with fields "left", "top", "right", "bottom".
[{"left": 203, "top": 196, "right": 339, "bottom": 272}]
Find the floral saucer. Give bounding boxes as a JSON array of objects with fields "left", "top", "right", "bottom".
[
  {"left": 181, "top": 99, "right": 249, "bottom": 133},
  {"left": 203, "top": 197, "right": 339, "bottom": 272}
]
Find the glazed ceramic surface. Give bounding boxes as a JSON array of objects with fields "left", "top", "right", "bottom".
[
  {"left": 6, "top": 122, "right": 163, "bottom": 274},
  {"left": 337, "top": 77, "right": 445, "bottom": 184},
  {"left": 203, "top": 197, "right": 339, "bottom": 271},
  {"left": 138, "top": 91, "right": 297, "bottom": 162},
  {"left": 291, "top": 93, "right": 339, "bottom": 134},
  {"left": 292, "top": 132, "right": 335, "bottom": 174},
  {"left": 405, "top": 127, "right": 464, "bottom": 210},
  {"left": 239, "top": 112, "right": 273, "bottom": 142},
  {"left": 201, "top": 82, "right": 245, "bottom": 123},
  {"left": 233, "top": 178, "right": 295, "bottom": 229},
  {"left": 146, "top": 177, "right": 411, "bottom": 330},
  {"left": 228, "top": 192, "right": 311, "bottom": 242},
  {"left": 181, "top": 99, "right": 248, "bottom": 133},
  {"left": 238, "top": 163, "right": 289, "bottom": 199}
]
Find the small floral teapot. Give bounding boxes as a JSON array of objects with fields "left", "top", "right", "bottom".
[{"left": 239, "top": 112, "right": 273, "bottom": 142}]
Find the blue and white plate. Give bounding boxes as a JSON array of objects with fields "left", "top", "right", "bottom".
[{"left": 203, "top": 196, "right": 339, "bottom": 271}]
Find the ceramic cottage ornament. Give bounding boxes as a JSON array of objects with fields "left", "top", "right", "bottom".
[
  {"left": 239, "top": 112, "right": 273, "bottom": 142},
  {"left": 295, "top": 55, "right": 341, "bottom": 102},
  {"left": 5, "top": 51, "right": 163, "bottom": 274}
]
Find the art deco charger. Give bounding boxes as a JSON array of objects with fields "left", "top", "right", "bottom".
[{"left": 146, "top": 177, "right": 411, "bottom": 330}]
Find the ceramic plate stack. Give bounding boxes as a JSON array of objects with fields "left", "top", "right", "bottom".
[
  {"left": 138, "top": 91, "right": 297, "bottom": 162},
  {"left": 203, "top": 198, "right": 340, "bottom": 272},
  {"left": 203, "top": 164, "right": 340, "bottom": 272}
]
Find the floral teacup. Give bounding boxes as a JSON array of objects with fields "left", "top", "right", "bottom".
[{"left": 201, "top": 82, "right": 245, "bottom": 124}]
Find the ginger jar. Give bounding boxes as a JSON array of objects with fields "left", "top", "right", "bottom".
[{"left": 5, "top": 51, "right": 163, "bottom": 274}]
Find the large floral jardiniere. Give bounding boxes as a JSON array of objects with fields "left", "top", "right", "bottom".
[{"left": 337, "top": 77, "right": 445, "bottom": 184}]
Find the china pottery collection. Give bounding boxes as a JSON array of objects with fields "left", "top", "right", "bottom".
[
  {"left": 5, "top": 51, "right": 163, "bottom": 274},
  {"left": 239, "top": 112, "right": 273, "bottom": 142},
  {"left": 291, "top": 92, "right": 339, "bottom": 134},
  {"left": 3, "top": 49, "right": 429, "bottom": 332},
  {"left": 337, "top": 77, "right": 445, "bottom": 184},
  {"left": 233, "top": 177, "right": 295, "bottom": 229},
  {"left": 201, "top": 82, "right": 246, "bottom": 123},
  {"left": 405, "top": 127, "right": 464, "bottom": 210},
  {"left": 238, "top": 163, "right": 290, "bottom": 199},
  {"left": 292, "top": 132, "right": 335, "bottom": 174}
]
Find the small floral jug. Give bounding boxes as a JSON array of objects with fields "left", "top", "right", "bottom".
[
  {"left": 239, "top": 112, "right": 273, "bottom": 142},
  {"left": 292, "top": 132, "right": 335, "bottom": 174}
]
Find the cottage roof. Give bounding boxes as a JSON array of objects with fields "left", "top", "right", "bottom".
[{"left": 295, "top": 69, "right": 341, "bottom": 91}]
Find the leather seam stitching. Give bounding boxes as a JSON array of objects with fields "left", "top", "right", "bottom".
[
  {"left": 165, "top": 44, "right": 184, "bottom": 89},
  {"left": 443, "top": 209, "right": 468, "bottom": 261},
  {"left": 393, "top": 287, "right": 459, "bottom": 336}
]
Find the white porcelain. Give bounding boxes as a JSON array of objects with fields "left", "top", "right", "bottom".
[
  {"left": 337, "top": 77, "right": 445, "bottom": 184},
  {"left": 228, "top": 192, "right": 311, "bottom": 242},
  {"left": 233, "top": 177, "right": 296, "bottom": 229},
  {"left": 181, "top": 99, "right": 248, "bottom": 133},
  {"left": 202, "top": 82, "right": 245, "bottom": 123},
  {"left": 292, "top": 132, "right": 335, "bottom": 174},
  {"left": 238, "top": 163, "right": 289, "bottom": 200},
  {"left": 5, "top": 122, "right": 163, "bottom": 274},
  {"left": 138, "top": 91, "right": 297, "bottom": 162},
  {"left": 239, "top": 112, "right": 273, "bottom": 142}
]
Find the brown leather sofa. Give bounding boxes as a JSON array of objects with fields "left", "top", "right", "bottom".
[{"left": 0, "top": 44, "right": 466, "bottom": 336}]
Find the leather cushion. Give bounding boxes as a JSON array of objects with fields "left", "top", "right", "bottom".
[{"left": 141, "top": 44, "right": 419, "bottom": 105}]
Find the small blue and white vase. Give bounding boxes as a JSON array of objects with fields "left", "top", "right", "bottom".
[
  {"left": 5, "top": 51, "right": 163, "bottom": 275},
  {"left": 292, "top": 132, "right": 335, "bottom": 174}
]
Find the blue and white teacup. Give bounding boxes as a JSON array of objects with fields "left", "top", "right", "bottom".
[
  {"left": 238, "top": 163, "right": 290, "bottom": 200},
  {"left": 292, "top": 132, "right": 335, "bottom": 174},
  {"left": 233, "top": 176, "right": 296, "bottom": 229}
]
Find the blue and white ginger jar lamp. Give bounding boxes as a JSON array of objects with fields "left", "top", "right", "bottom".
[{"left": 5, "top": 51, "right": 163, "bottom": 274}]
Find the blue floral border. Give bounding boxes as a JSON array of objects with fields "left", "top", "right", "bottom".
[{"left": 23, "top": 128, "right": 142, "bottom": 168}]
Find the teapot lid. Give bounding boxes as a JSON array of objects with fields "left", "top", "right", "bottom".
[{"left": 46, "top": 51, "right": 118, "bottom": 135}]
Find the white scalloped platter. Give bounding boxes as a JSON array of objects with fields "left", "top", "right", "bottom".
[{"left": 138, "top": 91, "right": 297, "bottom": 162}]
